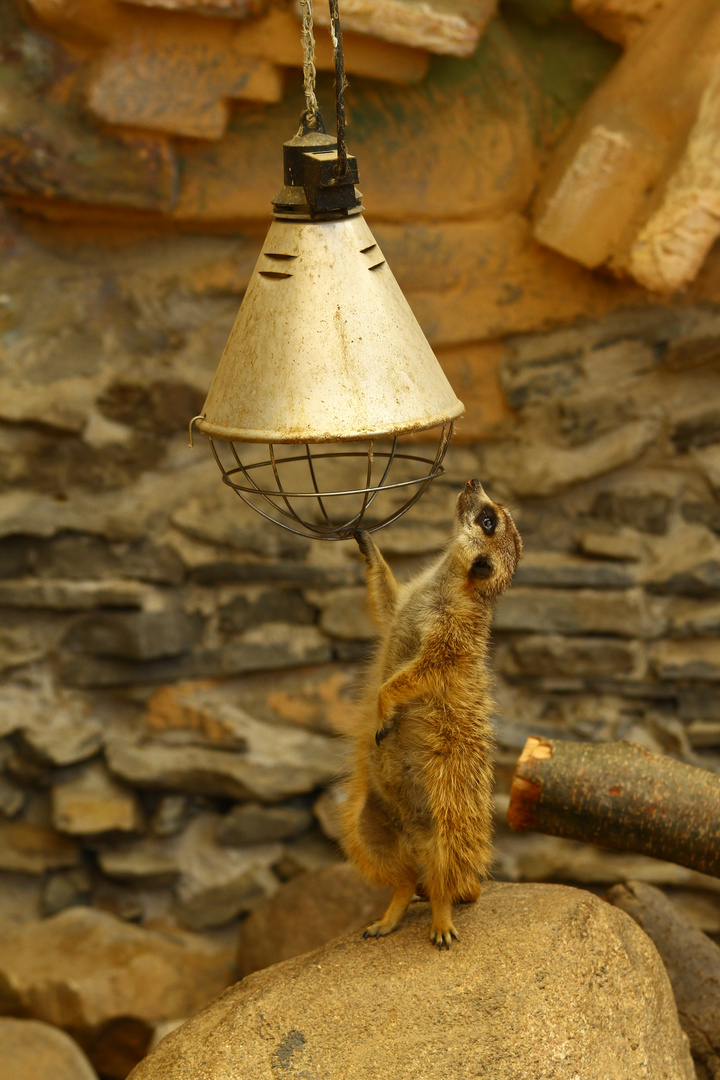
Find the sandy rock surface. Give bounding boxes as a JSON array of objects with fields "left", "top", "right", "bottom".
[
  {"left": 0, "top": 1017, "right": 98, "bottom": 1080},
  {"left": 131, "top": 882, "right": 694, "bottom": 1080}
]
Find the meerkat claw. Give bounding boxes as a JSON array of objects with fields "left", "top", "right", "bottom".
[
  {"left": 353, "top": 529, "right": 372, "bottom": 559},
  {"left": 430, "top": 925, "right": 459, "bottom": 949},
  {"left": 375, "top": 724, "right": 393, "bottom": 745}
]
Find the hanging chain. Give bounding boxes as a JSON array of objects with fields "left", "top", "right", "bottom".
[
  {"left": 328, "top": 0, "right": 348, "bottom": 178},
  {"left": 299, "top": 0, "right": 320, "bottom": 127}
]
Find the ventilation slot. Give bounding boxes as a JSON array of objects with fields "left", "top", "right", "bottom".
[
  {"left": 263, "top": 253, "right": 297, "bottom": 260},
  {"left": 368, "top": 260, "right": 386, "bottom": 271},
  {"left": 259, "top": 271, "right": 293, "bottom": 280},
  {"left": 360, "top": 244, "right": 377, "bottom": 254}
]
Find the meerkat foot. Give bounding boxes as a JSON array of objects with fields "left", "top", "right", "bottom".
[
  {"left": 353, "top": 529, "right": 374, "bottom": 560},
  {"left": 430, "top": 923, "right": 459, "bottom": 950},
  {"left": 362, "top": 882, "right": 415, "bottom": 940}
]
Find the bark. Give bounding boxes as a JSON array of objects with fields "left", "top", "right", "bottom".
[
  {"left": 508, "top": 737, "right": 720, "bottom": 878},
  {"left": 607, "top": 880, "right": 720, "bottom": 1080}
]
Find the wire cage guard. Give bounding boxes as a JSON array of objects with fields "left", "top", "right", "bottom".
[{"left": 206, "top": 423, "right": 454, "bottom": 541}]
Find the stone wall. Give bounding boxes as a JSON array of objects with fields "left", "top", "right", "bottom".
[{"left": 2, "top": 0, "right": 720, "bottom": 1076}]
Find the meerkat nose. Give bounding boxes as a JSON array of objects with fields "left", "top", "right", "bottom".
[
  {"left": 467, "top": 478, "right": 480, "bottom": 489},
  {"left": 467, "top": 479, "right": 488, "bottom": 498}
]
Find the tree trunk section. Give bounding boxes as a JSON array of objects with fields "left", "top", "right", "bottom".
[
  {"left": 508, "top": 737, "right": 720, "bottom": 878},
  {"left": 607, "top": 880, "right": 720, "bottom": 1080}
]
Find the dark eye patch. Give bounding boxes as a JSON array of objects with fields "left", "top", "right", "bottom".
[{"left": 475, "top": 506, "right": 497, "bottom": 535}]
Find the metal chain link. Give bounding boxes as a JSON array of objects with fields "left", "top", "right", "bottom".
[{"left": 299, "top": 0, "right": 319, "bottom": 126}]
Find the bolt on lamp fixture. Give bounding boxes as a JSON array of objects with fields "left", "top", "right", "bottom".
[{"left": 190, "top": 0, "right": 464, "bottom": 540}]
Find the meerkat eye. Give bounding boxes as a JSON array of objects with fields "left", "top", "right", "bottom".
[{"left": 476, "top": 507, "right": 497, "bottom": 535}]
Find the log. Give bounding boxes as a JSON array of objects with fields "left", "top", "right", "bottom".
[
  {"left": 607, "top": 880, "right": 720, "bottom": 1078},
  {"left": 508, "top": 737, "right": 720, "bottom": 878}
]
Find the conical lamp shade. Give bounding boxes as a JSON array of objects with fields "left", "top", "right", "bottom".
[{"left": 196, "top": 214, "right": 463, "bottom": 443}]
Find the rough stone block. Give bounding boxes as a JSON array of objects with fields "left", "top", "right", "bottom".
[
  {"left": 651, "top": 640, "right": 720, "bottom": 681},
  {"left": 172, "top": 813, "right": 282, "bottom": 929},
  {"left": 310, "top": 0, "right": 496, "bottom": 57},
  {"left": 217, "top": 802, "right": 313, "bottom": 845},
  {"left": 494, "top": 585, "right": 655, "bottom": 637},
  {"left": 63, "top": 603, "right": 201, "bottom": 661},
  {"left": 218, "top": 589, "right": 316, "bottom": 633},
  {"left": 52, "top": 761, "right": 143, "bottom": 835},
  {"left": 572, "top": 0, "right": 669, "bottom": 46},
  {"left": 482, "top": 419, "right": 658, "bottom": 498},
  {"left": 507, "top": 634, "right": 643, "bottom": 679},
  {"left": 0, "top": 822, "right": 80, "bottom": 874},
  {"left": 316, "top": 587, "right": 377, "bottom": 642},
  {"left": 105, "top": 684, "right": 345, "bottom": 800}
]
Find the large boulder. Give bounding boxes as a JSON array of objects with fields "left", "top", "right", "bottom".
[
  {"left": 0, "top": 1017, "right": 98, "bottom": 1080},
  {"left": 130, "top": 882, "right": 694, "bottom": 1080}
]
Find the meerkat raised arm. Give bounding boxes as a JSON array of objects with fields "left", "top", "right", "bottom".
[{"left": 354, "top": 529, "right": 399, "bottom": 627}]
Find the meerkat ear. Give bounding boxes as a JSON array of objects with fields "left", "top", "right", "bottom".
[{"left": 470, "top": 556, "right": 493, "bottom": 579}]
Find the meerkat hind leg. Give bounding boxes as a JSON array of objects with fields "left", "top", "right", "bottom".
[
  {"left": 429, "top": 894, "right": 459, "bottom": 950},
  {"left": 363, "top": 879, "right": 416, "bottom": 939}
]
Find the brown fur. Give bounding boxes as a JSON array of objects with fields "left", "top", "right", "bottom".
[{"left": 341, "top": 480, "right": 522, "bottom": 948}]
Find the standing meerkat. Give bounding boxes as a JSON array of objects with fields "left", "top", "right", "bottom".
[{"left": 341, "top": 479, "right": 522, "bottom": 948}]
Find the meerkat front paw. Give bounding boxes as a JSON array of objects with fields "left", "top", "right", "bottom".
[
  {"left": 430, "top": 922, "right": 459, "bottom": 950},
  {"left": 363, "top": 918, "right": 396, "bottom": 939}
]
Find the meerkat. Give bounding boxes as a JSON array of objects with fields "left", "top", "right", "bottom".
[{"left": 340, "top": 479, "right": 522, "bottom": 949}]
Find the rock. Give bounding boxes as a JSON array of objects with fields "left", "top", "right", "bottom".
[
  {"left": 686, "top": 720, "right": 720, "bottom": 747},
  {"left": 129, "top": 882, "right": 695, "bottom": 1080},
  {"left": 217, "top": 802, "right": 313, "bottom": 846},
  {"left": 496, "top": 830, "right": 720, "bottom": 892},
  {"left": 42, "top": 868, "right": 93, "bottom": 915},
  {"left": 607, "top": 880, "right": 720, "bottom": 1079},
  {"left": 0, "top": 9, "right": 177, "bottom": 213},
  {"left": 52, "top": 761, "right": 143, "bottom": 835},
  {"left": 0, "top": 680, "right": 103, "bottom": 766},
  {"left": 494, "top": 585, "right": 655, "bottom": 637},
  {"left": 98, "top": 840, "right": 181, "bottom": 887},
  {"left": 63, "top": 603, "right": 201, "bottom": 661},
  {"left": 0, "top": 906, "right": 234, "bottom": 1079},
  {"left": 578, "top": 528, "right": 647, "bottom": 561},
  {"left": 151, "top": 795, "right": 191, "bottom": 836},
  {"left": 0, "top": 577, "right": 151, "bottom": 610},
  {"left": 0, "top": 822, "right": 79, "bottom": 874},
  {"left": 316, "top": 587, "right": 377, "bottom": 642},
  {"left": 237, "top": 864, "right": 392, "bottom": 977},
  {"left": 273, "top": 831, "right": 343, "bottom": 881},
  {"left": 629, "top": 60, "right": 720, "bottom": 293},
  {"left": 0, "top": 1017, "right": 98, "bottom": 1080},
  {"left": 572, "top": 0, "right": 670, "bottom": 46},
  {"left": 175, "top": 24, "right": 537, "bottom": 225},
  {"left": 513, "top": 551, "right": 637, "bottom": 588},
  {"left": 483, "top": 419, "right": 658, "bottom": 498},
  {"left": 60, "top": 625, "right": 333, "bottom": 687},
  {"left": 106, "top": 683, "right": 345, "bottom": 800},
  {"left": 669, "top": 598, "right": 720, "bottom": 636},
  {"left": 312, "top": 787, "right": 345, "bottom": 841},
  {"left": 218, "top": 589, "right": 316, "bottom": 633},
  {"left": 672, "top": 405, "right": 720, "bottom": 452},
  {"left": 695, "top": 443, "right": 720, "bottom": 494},
  {"left": 506, "top": 634, "right": 643, "bottom": 679},
  {"left": 172, "top": 813, "right": 281, "bottom": 929},
  {"left": 591, "top": 485, "right": 671, "bottom": 534},
  {"left": 0, "top": 773, "right": 24, "bottom": 817},
  {"left": 651, "top": 639, "right": 720, "bottom": 681},
  {"left": 171, "top": 489, "right": 309, "bottom": 558},
  {"left": 310, "top": 0, "right": 496, "bottom": 57}
]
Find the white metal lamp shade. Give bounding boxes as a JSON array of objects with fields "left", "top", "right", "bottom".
[{"left": 195, "top": 213, "right": 463, "bottom": 444}]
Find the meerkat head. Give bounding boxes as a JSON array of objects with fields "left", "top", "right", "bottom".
[{"left": 454, "top": 479, "right": 522, "bottom": 596}]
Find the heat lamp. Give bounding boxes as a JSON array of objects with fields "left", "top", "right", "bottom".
[{"left": 190, "top": 0, "right": 464, "bottom": 540}]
